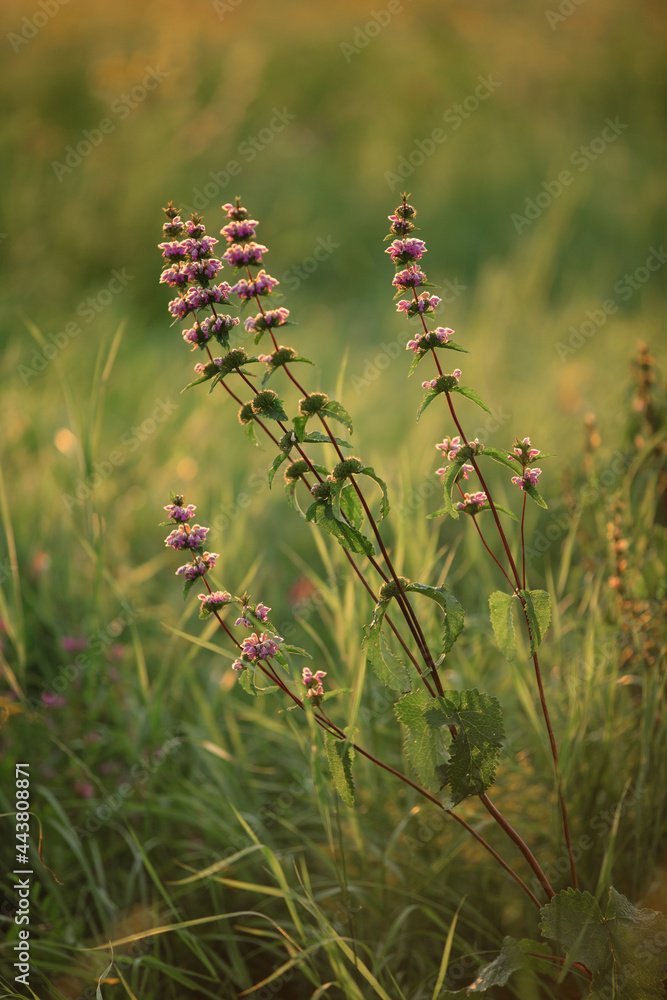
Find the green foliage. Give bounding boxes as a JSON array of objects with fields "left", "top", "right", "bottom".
[
  {"left": 442, "top": 936, "right": 555, "bottom": 996},
  {"left": 449, "top": 385, "right": 491, "bottom": 414},
  {"left": 362, "top": 597, "right": 414, "bottom": 694},
  {"left": 321, "top": 399, "right": 353, "bottom": 433},
  {"left": 424, "top": 689, "right": 505, "bottom": 805},
  {"left": 540, "top": 887, "right": 667, "bottom": 1000},
  {"left": 519, "top": 589, "right": 552, "bottom": 654},
  {"left": 305, "top": 493, "right": 374, "bottom": 556},
  {"left": 404, "top": 582, "right": 465, "bottom": 659},
  {"left": 489, "top": 590, "right": 516, "bottom": 661},
  {"left": 394, "top": 689, "right": 444, "bottom": 792},
  {"left": 324, "top": 732, "right": 355, "bottom": 807}
]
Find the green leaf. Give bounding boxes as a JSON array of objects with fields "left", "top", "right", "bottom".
[
  {"left": 337, "top": 483, "right": 364, "bottom": 529},
  {"left": 489, "top": 591, "right": 516, "bottom": 662},
  {"left": 394, "top": 689, "right": 444, "bottom": 792},
  {"left": 425, "top": 689, "right": 505, "bottom": 805},
  {"left": 268, "top": 452, "right": 289, "bottom": 488},
  {"left": 302, "top": 430, "right": 352, "bottom": 448},
  {"left": 519, "top": 589, "right": 551, "bottom": 654},
  {"left": 305, "top": 500, "right": 374, "bottom": 557},
  {"left": 275, "top": 644, "right": 310, "bottom": 660},
  {"left": 324, "top": 732, "right": 355, "bottom": 806},
  {"left": 450, "top": 384, "right": 491, "bottom": 414},
  {"left": 321, "top": 399, "right": 353, "bottom": 433},
  {"left": 441, "top": 937, "right": 556, "bottom": 995},
  {"left": 480, "top": 446, "right": 521, "bottom": 474},
  {"left": 404, "top": 582, "right": 465, "bottom": 657},
  {"left": 407, "top": 340, "right": 468, "bottom": 378},
  {"left": 360, "top": 466, "right": 390, "bottom": 519},
  {"left": 245, "top": 421, "right": 261, "bottom": 448},
  {"left": 539, "top": 886, "right": 667, "bottom": 1000},
  {"left": 182, "top": 369, "right": 217, "bottom": 391},
  {"left": 251, "top": 393, "right": 288, "bottom": 422},
  {"left": 292, "top": 414, "right": 308, "bottom": 441},
  {"left": 417, "top": 386, "right": 440, "bottom": 422},
  {"left": 182, "top": 578, "right": 196, "bottom": 601},
  {"left": 437, "top": 462, "right": 462, "bottom": 520},
  {"left": 237, "top": 667, "right": 255, "bottom": 696},
  {"left": 482, "top": 502, "right": 518, "bottom": 521},
  {"left": 523, "top": 481, "right": 548, "bottom": 509},
  {"left": 362, "top": 599, "right": 413, "bottom": 694}
]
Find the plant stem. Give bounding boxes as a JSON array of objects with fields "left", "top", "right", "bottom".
[{"left": 479, "top": 792, "right": 555, "bottom": 899}]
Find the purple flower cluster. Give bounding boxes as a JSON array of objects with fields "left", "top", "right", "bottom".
[
  {"left": 164, "top": 523, "right": 209, "bottom": 550},
  {"left": 423, "top": 368, "right": 460, "bottom": 390},
  {"left": 385, "top": 238, "right": 427, "bottom": 265},
  {"left": 241, "top": 632, "right": 281, "bottom": 660},
  {"left": 223, "top": 242, "right": 269, "bottom": 269},
  {"left": 175, "top": 552, "right": 219, "bottom": 581},
  {"left": 245, "top": 307, "right": 290, "bottom": 333},
  {"left": 436, "top": 435, "right": 463, "bottom": 461},
  {"left": 302, "top": 667, "right": 327, "bottom": 700},
  {"left": 456, "top": 491, "right": 487, "bottom": 514},
  {"left": 435, "top": 435, "right": 481, "bottom": 482},
  {"left": 158, "top": 202, "right": 238, "bottom": 353},
  {"left": 509, "top": 436, "right": 541, "bottom": 464},
  {"left": 511, "top": 468, "right": 542, "bottom": 491},
  {"left": 406, "top": 327, "right": 453, "bottom": 354},
  {"left": 221, "top": 218, "right": 259, "bottom": 243},
  {"left": 182, "top": 314, "right": 240, "bottom": 348},
  {"left": 164, "top": 499, "right": 196, "bottom": 522},
  {"left": 231, "top": 269, "right": 280, "bottom": 300},
  {"left": 393, "top": 266, "right": 427, "bottom": 292},
  {"left": 397, "top": 293, "right": 441, "bottom": 317},
  {"left": 199, "top": 591, "right": 232, "bottom": 613}
]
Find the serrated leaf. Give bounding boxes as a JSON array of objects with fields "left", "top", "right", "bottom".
[
  {"left": 306, "top": 500, "right": 374, "bottom": 557},
  {"left": 438, "top": 462, "right": 462, "bottom": 519},
  {"left": 324, "top": 733, "right": 355, "bottom": 806},
  {"left": 321, "top": 687, "right": 353, "bottom": 702},
  {"left": 321, "top": 399, "right": 353, "bottom": 433},
  {"left": 302, "top": 430, "right": 352, "bottom": 448},
  {"left": 519, "top": 589, "right": 551, "bottom": 654},
  {"left": 489, "top": 591, "right": 516, "bottom": 662},
  {"left": 481, "top": 446, "right": 522, "bottom": 474},
  {"left": 480, "top": 502, "right": 518, "bottom": 521},
  {"left": 281, "top": 644, "right": 312, "bottom": 658},
  {"left": 404, "top": 582, "right": 464, "bottom": 656},
  {"left": 417, "top": 386, "right": 440, "bottom": 421},
  {"left": 337, "top": 483, "right": 364, "bottom": 529},
  {"left": 182, "top": 578, "right": 196, "bottom": 601},
  {"left": 426, "top": 689, "right": 505, "bottom": 805},
  {"left": 253, "top": 396, "right": 288, "bottom": 422},
  {"left": 407, "top": 341, "right": 468, "bottom": 378},
  {"left": 360, "top": 466, "right": 390, "bottom": 519},
  {"left": 450, "top": 384, "right": 491, "bottom": 414},
  {"left": 362, "top": 599, "right": 413, "bottom": 694},
  {"left": 394, "top": 689, "right": 443, "bottom": 792},
  {"left": 408, "top": 351, "right": 428, "bottom": 377},
  {"left": 245, "top": 421, "right": 261, "bottom": 448},
  {"left": 182, "top": 370, "right": 217, "bottom": 391},
  {"left": 292, "top": 414, "right": 308, "bottom": 441},
  {"left": 441, "top": 937, "right": 556, "bottom": 995},
  {"left": 539, "top": 886, "right": 667, "bottom": 1000},
  {"left": 237, "top": 668, "right": 255, "bottom": 695},
  {"left": 439, "top": 340, "right": 468, "bottom": 354},
  {"left": 523, "top": 481, "right": 548, "bottom": 509},
  {"left": 268, "top": 452, "right": 289, "bottom": 488}
]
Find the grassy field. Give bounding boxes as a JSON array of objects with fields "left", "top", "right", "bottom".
[{"left": 1, "top": 1, "right": 666, "bottom": 997}]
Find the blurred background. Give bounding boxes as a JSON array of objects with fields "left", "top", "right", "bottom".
[{"left": 0, "top": 0, "right": 665, "bottom": 997}]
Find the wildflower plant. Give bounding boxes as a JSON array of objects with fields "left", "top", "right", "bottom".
[{"left": 157, "top": 195, "right": 667, "bottom": 995}]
